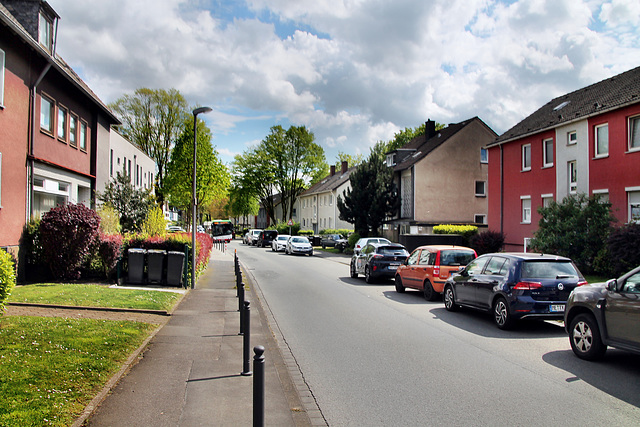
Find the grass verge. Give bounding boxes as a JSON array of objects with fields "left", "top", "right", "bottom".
[
  {"left": 9, "top": 283, "right": 183, "bottom": 311},
  {"left": 0, "top": 316, "right": 155, "bottom": 426}
]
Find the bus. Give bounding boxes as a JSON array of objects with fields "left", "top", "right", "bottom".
[{"left": 210, "top": 219, "right": 234, "bottom": 242}]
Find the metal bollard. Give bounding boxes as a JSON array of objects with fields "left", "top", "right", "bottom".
[
  {"left": 253, "top": 345, "right": 265, "bottom": 427},
  {"left": 241, "top": 301, "right": 252, "bottom": 376},
  {"left": 238, "top": 281, "right": 245, "bottom": 312}
]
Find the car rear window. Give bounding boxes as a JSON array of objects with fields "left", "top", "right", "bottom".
[
  {"left": 440, "top": 250, "right": 476, "bottom": 266},
  {"left": 378, "top": 246, "right": 408, "bottom": 256},
  {"left": 520, "top": 261, "right": 579, "bottom": 279}
]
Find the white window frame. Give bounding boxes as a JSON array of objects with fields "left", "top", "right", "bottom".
[
  {"left": 522, "top": 144, "right": 531, "bottom": 171},
  {"left": 57, "top": 105, "right": 68, "bottom": 142},
  {"left": 39, "top": 12, "right": 52, "bottom": 51},
  {"left": 521, "top": 196, "right": 531, "bottom": 224},
  {"left": 40, "top": 94, "right": 55, "bottom": 134},
  {"left": 480, "top": 148, "right": 488, "bottom": 163},
  {"left": 592, "top": 189, "right": 609, "bottom": 203},
  {"left": 474, "top": 214, "right": 486, "bottom": 224},
  {"left": 567, "top": 131, "right": 577, "bottom": 145},
  {"left": 627, "top": 187, "right": 640, "bottom": 224},
  {"left": 0, "top": 48, "right": 5, "bottom": 108},
  {"left": 475, "top": 180, "right": 486, "bottom": 197},
  {"left": 79, "top": 120, "right": 88, "bottom": 151},
  {"left": 541, "top": 193, "right": 554, "bottom": 208},
  {"left": 629, "top": 115, "right": 640, "bottom": 152},
  {"left": 543, "top": 138, "right": 554, "bottom": 167},
  {"left": 568, "top": 161, "right": 577, "bottom": 194},
  {"left": 595, "top": 123, "right": 609, "bottom": 158},
  {"left": 69, "top": 114, "right": 78, "bottom": 148}
]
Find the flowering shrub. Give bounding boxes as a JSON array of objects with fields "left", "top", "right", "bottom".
[
  {"left": 98, "top": 233, "right": 124, "bottom": 278},
  {"left": 470, "top": 230, "right": 505, "bottom": 255},
  {"left": 39, "top": 204, "right": 101, "bottom": 280},
  {"left": 0, "top": 249, "right": 16, "bottom": 313}
]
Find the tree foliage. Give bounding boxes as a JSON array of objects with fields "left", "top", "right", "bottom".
[
  {"left": 0, "top": 249, "right": 16, "bottom": 313},
  {"left": 164, "top": 117, "right": 230, "bottom": 228},
  {"left": 141, "top": 206, "right": 167, "bottom": 236},
  {"left": 530, "top": 194, "right": 615, "bottom": 274},
  {"left": 110, "top": 88, "right": 189, "bottom": 205},
  {"left": 604, "top": 224, "right": 640, "bottom": 277},
  {"left": 386, "top": 121, "right": 444, "bottom": 151},
  {"left": 98, "top": 167, "right": 154, "bottom": 233},
  {"left": 227, "top": 184, "right": 259, "bottom": 225},
  {"left": 337, "top": 141, "right": 399, "bottom": 237},
  {"left": 336, "top": 152, "right": 364, "bottom": 168}
]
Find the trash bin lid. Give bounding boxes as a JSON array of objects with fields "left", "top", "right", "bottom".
[
  {"left": 128, "top": 248, "right": 147, "bottom": 254},
  {"left": 168, "top": 251, "right": 185, "bottom": 255},
  {"left": 147, "top": 249, "right": 167, "bottom": 254}
]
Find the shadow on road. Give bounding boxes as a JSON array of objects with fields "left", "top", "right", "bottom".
[{"left": 543, "top": 349, "right": 640, "bottom": 407}]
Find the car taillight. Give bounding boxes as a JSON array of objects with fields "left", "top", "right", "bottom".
[
  {"left": 372, "top": 254, "right": 383, "bottom": 259},
  {"left": 513, "top": 281, "right": 542, "bottom": 290},
  {"left": 433, "top": 266, "right": 440, "bottom": 276},
  {"left": 576, "top": 281, "right": 588, "bottom": 287}
]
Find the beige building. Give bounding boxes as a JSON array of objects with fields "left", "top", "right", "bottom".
[
  {"left": 385, "top": 118, "right": 496, "bottom": 241},
  {"left": 299, "top": 161, "right": 355, "bottom": 233}
]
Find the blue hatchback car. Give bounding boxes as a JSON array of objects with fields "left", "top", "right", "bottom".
[{"left": 443, "top": 253, "right": 586, "bottom": 329}]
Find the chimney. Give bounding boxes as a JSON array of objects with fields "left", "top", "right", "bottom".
[
  {"left": 330, "top": 165, "right": 336, "bottom": 176},
  {"left": 426, "top": 119, "right": 436, "bottom": 139},
  {"left": 341, "top": 161, "right": 348, "bottom": 174}
]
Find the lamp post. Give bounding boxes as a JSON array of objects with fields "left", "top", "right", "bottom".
[{"left": 191, "top": 106, "right": 212, "bottom": 289}]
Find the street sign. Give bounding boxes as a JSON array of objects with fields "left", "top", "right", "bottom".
[{"left": 287, "top": 219, "right": 293, "bottom": 226}]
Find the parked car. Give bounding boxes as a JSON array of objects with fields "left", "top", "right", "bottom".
[
  {"left": 353, "top": 237, "right": 391, "bottom": 254},
  {"left": 565, "top": 265, "right": 640, "bottom": 360},
  {"left": 395, "top": 245, "right": 477, "bottom": 300},
  {"left": 257, "top": 230, "right": 278, "bottom": 247},
  {"left": 350, "top": 243, "right": 409, "bottom": 283},
  {"left": 167, "top": 225, "right": 185, "bottom": 233},
  {"left": 443, "top": 252, "right": 586, "bottom": 329},
  {"left": 247, "top": 229, "right": 263, "bottom": 246},
  {"left": 321, "top": 234, "right": 348, "bottom": 251},
  {"left": 285, "top": 236, "right": 313, "bottom": 256},
  {"left": 243, "top": 232, "right": 251, "bottom": 244},
  {"left": 272, "top": 234, "right": 291, "bottom": 252}
]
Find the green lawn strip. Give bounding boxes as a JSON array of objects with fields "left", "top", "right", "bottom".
[
  {"left": 9, "top": 283, "right": 182, "bottom": 311},
  {"left": 584, "top": 275, "right": 608, "bottom": 284},
  {"left": 0, "top": 316, "right": 155, "bottom": 426}
]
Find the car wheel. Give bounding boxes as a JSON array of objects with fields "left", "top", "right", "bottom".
[
  {"left": 322, "top": 244, "right": 326, "bottom": 249},
  {"left": 365, "top": 266, "right": 374, "bottom": 284},
  {"left": 493, "top": 297, "right": 513, "bottom": 330},
  {"left": 569, "top": 313, "right": 607, "bottom": 360},
  {"left": 423, "top": 280, "right": 437, "bottom": 301},
  {"left": 395, "top": 275, "right": 405, "bottom": 293},
  {"left": 443, "top": 285, "right": 458, "bottom": 311},
  {"left": 350, "top": 262, "right": 358, "bottom": 278},
  {"left": 271, "top": 245, "right": 275, "bottom": 252}
]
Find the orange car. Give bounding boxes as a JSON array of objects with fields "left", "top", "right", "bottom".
[{"left": 394, "top": 245, "right": 477, "bottom": 301}]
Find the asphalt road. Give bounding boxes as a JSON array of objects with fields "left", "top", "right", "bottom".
[{"left": 233, "top": 241, "right": 640, "bottom": 426}]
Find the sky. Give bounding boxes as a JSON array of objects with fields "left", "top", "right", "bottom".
[{"left": 50, "top": 0, "right": 640, "bottom": 166}]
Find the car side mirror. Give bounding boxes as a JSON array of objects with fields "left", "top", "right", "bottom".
[
  {"left": 459, "top": 269, "right": 469, "bottom": 277},
  {"left": 605, "top": 279, "right": 618, "bottom": 292}
]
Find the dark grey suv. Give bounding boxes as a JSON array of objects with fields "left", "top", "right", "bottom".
[{"left": 565, "top": 265, "right": 640, "bottom": 360}]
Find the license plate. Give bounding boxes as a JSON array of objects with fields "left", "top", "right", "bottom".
[
  {"left": 388, "top": 266, "right": 398, "bottom": 270},
  {"left": 550, "top": 304, "right": 565, "bottom": 313}
]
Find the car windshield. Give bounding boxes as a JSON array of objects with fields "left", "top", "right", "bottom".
[
  {"left": 440, "top": 250, "right": 476, "bottom": 266},
  {"left": 377, "top": 246, "right": 408, "bottom": 256},
  {"left": 520, "top": 261, "right": 578, "bottom": 279},
  {"left": 277, "top": 236, "right": 289, "bottom": 241},
  {"left": 291, "top": 237, "right": 308, "bottom": 243}
]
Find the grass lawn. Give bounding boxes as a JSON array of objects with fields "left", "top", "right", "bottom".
[
  {"left": 9, "top": 283, "right": 183, "bottom": 311},
  {"left": 0, "top": 316, "right": 155, "bottom": 426}
]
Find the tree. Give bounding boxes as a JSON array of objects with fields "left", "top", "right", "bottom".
[
  {"left": 387, "top": 121, "right": 445, "bottom": 151},
  {"left": 164, "top": 117, "right": 230, "bottom": 229},
  {"left": 530, "top": 193, "right": 616, "bottom": 274},
  {"left": 232, "top": 149, "right": 277, "bottom": 226},
  {"left": 98, "top": 167, "right": 154, "bottom": 233},
  {"left": 227, "top": 184, "right": 259, "bottom": 227},
  {"left": 110, "top": 88, "right": 189, "bottom": 205},
  {"left": 336, "top": 152, "right": 364, "bottom": 168},
  {"left": 337, "top": 141, "right": 399, "bottom": 237}
]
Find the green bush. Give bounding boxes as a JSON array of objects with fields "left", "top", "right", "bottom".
[
  {"left": 470, "top": 230, "right": 505, "bottom": 255},
  {"left": 97, "top": 205, "right": 121, "bottom": 234},
  {"left": 604, "top": 223, "right": 640, "bottom": 277},
  {"left": 348, "top": 232, "right": 361, "bottom": 249},
  {"left": 20, "top": 218, "right": 47, "bottom": 281},
  {"left": 320, "top": 228, "right": 353, "bottom": 237},
  {"left": 299, "top": 229, "right": 313, "bottom": 236},
  {"left": 0, "top": 250, "right": 16, "bottom": 313},
  {"left": 141, "top": 206, "right": 166, "bottom": 236},
  {"left": 273, "top": 221, "right": 300, "bottom": 235}
]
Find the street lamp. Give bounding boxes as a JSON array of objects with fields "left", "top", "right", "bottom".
[{"left": 191, "top": 106, "right": 212, "bottom": 289}]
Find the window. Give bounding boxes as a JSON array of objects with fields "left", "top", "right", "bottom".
[
  {"left": 474, "top": 214, "right": 486, "bottom": 224},
  {"left": 40, "top": 95, "right": 54, "bottom": 134},
  {"left": 541, "top": 194, "right": 554, "bottom": 208},
  {"left": 595, "top": 124, "right": 608, "bottom": 157},
  {"left": 79, "top": 121, "right": 87, "bottom": 151},
  {"left": 567, "top": 131, "right": 577, "bottom": 145},
  {"left": 629, "top": 116, "right": 640, "bottom": 151},
  {"left": 0, "top": 48, "right": 5, "bottom": 107},
  {"left": 57, "top": 106, "right": 68, "bottom": 141},
  {"left": 329, "top": 195, "right": 333, "bottom": 205},
  {"left": 69, "top": 114, "right": 78, "bottom": 147},
  {"left": 110, "top": 150, "right": 113, "bottom": 176},
  {"left": 475, "top": 181, "right": 486, "bottom": 197},
  {"left": 592, "top": 189, "right": 609, "bottom": 203},
  {"left": 39, "top": 13, "right": 52, "bottom": 51},
  {"left": 628, "top": 189, "right": 640, "bottom": 223},
  {"left": 521, "top": 196, "right": 531, "bottom": 224},
  {"left": 480, "top": 148, "right": 488, "bottom": 163},
  {"left": 543, "top": 138, "right": 553, "bottom": 167},
  {"left": 522, "top": 144, "right": 531, "bottom": 171},
  {"left": 568, "top": 161, "right": 577, "bottom": 194},
  {"left": 32, "top": 175, "right": 70, "bottom": 218}
]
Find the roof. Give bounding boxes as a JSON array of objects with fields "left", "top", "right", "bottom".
[
  {"left": 491, "top": 66, "right": 640, "bottom": 146},
  {"left": 391, "top": 117, "right": 496, "bottom": 171},
  {"left": 301, "top": 166, "right": 357, "bottom": 196},
  {"left": 0, "top": 2, "right": 120, "bottom": 124}
]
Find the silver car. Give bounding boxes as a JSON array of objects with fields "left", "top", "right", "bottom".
[
  {"left": 285, "top": 236, "right": 313, "bottom": 256},
  {"left": 272, "top": 235, "right": 291, "bottom": 252}
]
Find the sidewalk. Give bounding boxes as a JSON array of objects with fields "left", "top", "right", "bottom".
[{"left": 80, "top": 248, "right": 324, "bottom": 426}]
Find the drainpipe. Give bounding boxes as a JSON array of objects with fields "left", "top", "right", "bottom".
[
  {"left": 27, "top": 63, "right": 52, "bottom": 220},
  {"left": 499, "top": 144, "right": 504, "bottom": 235}
]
